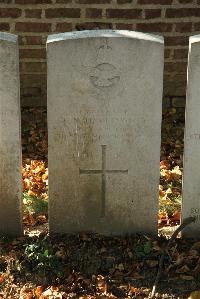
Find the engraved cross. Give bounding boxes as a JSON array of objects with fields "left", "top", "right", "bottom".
[{"left": 79, "top": 145, "right": 128, "bottom": 217}]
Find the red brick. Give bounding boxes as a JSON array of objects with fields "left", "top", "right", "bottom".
[
  {"left": 19, "top": 61, "right": 26, "bottom": 72},
  {"left": 75, "top": 0, "right": 110, "bottom": 3},
  {"left": 166, "top": 8, "right": 200, "bottom": 18},
  {"left": 45, "top": 8, "right": 80, "bottom": 18},
  {"left": 18, "top": 35, "right": 45, "bottom": 45},
  {"left": 173, "top": 49, "right": 188, "bottom": 59},
  {"left": 164, "top": 49, "right": 171, "bottom": 59},
  {"left": 25, "top": 9, "right": 42, "bottom": 19},
  {"left": 16, "top": 0, "right": 51, "bottom": 3},
  {"left": 170, "top": 74, "right": 187, "bottom": 82},
  {"left": 86, "top": 8, "right": 102, "bottom": 18},
  {"left": 0, "top": 8, "right": 21, "bottom": 18},
  {"left": 75, "top": 22, "right": 113, "bottom": 30},
  {"left": 179, "top": 0, "right": 194, "bottom": 3},
  {"left": 117, "top": 0, "right": 132, "bottom": 3},
  {"left": 21, "top": 87, "right": 43, "bottom": 99},
  {"left": 164, "top": 74, "right": 187, "bottom": 83},
  {"left": 193, "top": 23, "right": 200, "bottom": 30},
  {"left": 0, "top": 23, "right": 10, "bottom": 31},
  {"left": 175, "top": 22, "right": 192, "bottom": 32},
  {"left": 56, "top": 22, "right": 72, "bottom": 32},
  {"left": 21, "top": 74, "right": 46, "bottom": 88},
  {"left": 4, "top": 0, "right": 197, "bottom": 103},
  {"left": 20, "top": 48, "right": 46, "bottom": 59},
  {"left": 165, "top": 62, "right": 187, "bottom": 73},
  {"left": 138, "top": 0, "right": 172, "bottom": 3},
  {"left": 106, "top": 9, "right": 142, "bottom": 19},
  {"left": 56, "top": 0, "right": 72, "bottom": 2},
  {"left": 145, "top": 9, "right": 161, "bottom": 19},
  {"left": 16, "top": 22, "right": 51, "bottom": 32},
  {"left": 22, "top": 62, "right": 46, "bottom": 73},
  {"left": 136, "top": 23, "right": 172, "bottom": 32},
  {"left": 171, "top": 96, "right": 186, "bottom": 108},
  {"left": 21, "top": 87, "right": 41, "bottom": 96},
  {"left": 164, "top": 81, "right": 186, "bottom": 97},
  {"left": 115, "top": 23, "right": 133, "bottom": 30},
  {"left": 165, "top": 36, "right": 188, "bottom": 46}
]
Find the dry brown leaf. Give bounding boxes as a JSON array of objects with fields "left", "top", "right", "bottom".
[
  {"left": 34, "top": 286, "right": 43, "bottom": 298},
  {"left": 188, "top": 291, "right": 200, "bottom": 299},
  {"left": 180, "top": 275, "right": 194, "bottom": 281},
  {"left": 192, "top": 242, "right": 200, "bottom": 250},
  {"left": 131, "top": 273, "right": 144, "bottom": 279},
  {"left": 160, "top": 160, "right": 171, "bottom": 170},
  {"left": 176, "top": 265, "right": 190, "bottom": 274},
  {"left": 117, "top": 263, "right": 124, "bottom": 271},
  {"left": 97, "top": 275, "right": 107, "bottom": 294},
  {"left": 146, "top": 260, "right": 158, "bottom": 268},
  {"left": 174, "top": 253, "right": 185, "bottom": 266},
  {"left": 0, "top": 276, "right": 4, "bottom": 284},
  {"left": 172, "top": 211, "right": 181, "bottom": 222}
]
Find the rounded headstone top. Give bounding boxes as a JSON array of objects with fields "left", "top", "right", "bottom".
[
  {"left": 47, "top": 30, "right": 164, "bottom": 44},
  {"left": 0, "top": 32, "right": 17, "bottom": 43},
  {"left": 190, "top": 34, "right": 200, "bottom": 45}
]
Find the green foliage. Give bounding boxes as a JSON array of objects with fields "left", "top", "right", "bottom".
[
  {"left": 23, "top": 193, "right": 48, "bottom": 215},
  {"left": 133, "top": 240, "right": 153, "bottom": 258},
  {"left": 22, "top": 236, "right": 63, "bottom": 283},
  {"left": 160, "top": 190, "right": 182, "bottom": 217}
]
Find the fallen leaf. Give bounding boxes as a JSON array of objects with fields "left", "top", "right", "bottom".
[
  {"left": 188, "top": 291, "right": 200, "bottom": 299},
  {"left": 180, "top": 275, "right": 194, "bottom": 281},
  {"left": 35, "top": 286, "right": 43, "bottom": 298},
  {"left": 0, "top": 276, "right": 4, "bottom": 284}
]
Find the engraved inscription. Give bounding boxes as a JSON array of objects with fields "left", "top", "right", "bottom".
[
  {"left": 96, "top": 42, "right": 112, "bottom": 62},
  {"left": 190, "top": 133, "right": 200, "bottom": 140},
  {"left": 99, "top": 45, "right": 112, "bottom": 51},
  {"left": 0, "top": 110, "right": 18, "bottom": 122},
  {"left": 97, "top": 44, "right": 112, "bottom": 62},
  {"left": 90, "top": 63, "right": 120, "bottom": 88},
  {"left": 79, "top": 145, "right": 128, "bottom": 217},
  {"left": 54, "top": 116, "right": 133, "bottom": 145}
]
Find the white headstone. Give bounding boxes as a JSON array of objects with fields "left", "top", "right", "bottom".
[
  {"left": 182, "top": 35, "right": 200, "bottom": 237},
  {"left": 0, "top": 33, "right": 22, "bottom": 235},
  {"left": 47, "top": 30, "right": 164, "bottom": 235}
]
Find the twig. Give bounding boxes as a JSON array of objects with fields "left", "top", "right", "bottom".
[{"left": 150, "top": 216, "right": 195, "bottom": 298}]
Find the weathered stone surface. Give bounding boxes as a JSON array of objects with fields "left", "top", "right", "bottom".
[
  {"left": 47, "top": 30, "right": 164, "bottom": 235},
  {"left": 0, "top": 33, "right": 22, "bottom": 235},
  {"left": 182, "top": 35, "right": 200, "bottom": 237}
]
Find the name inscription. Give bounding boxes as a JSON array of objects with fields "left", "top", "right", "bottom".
[
  {"left": 0, "top": 110, "right": 19, "bottom": 124},
  {"left": 189, "top": 133, "right": 200, "bottom": 140},
  {"left": 53, "top": 116, "right": 134, "bottom": 145}
]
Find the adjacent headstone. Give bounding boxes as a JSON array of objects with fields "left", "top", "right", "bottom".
[
  {"left": 182, "top": 34, "right": 200, "bottom": 237},
  {"left": 0, "top": 33, "right": 22, "bottom": 235},
  {"left": 47, "top": 30, "right": 164, "bottom": 235}
]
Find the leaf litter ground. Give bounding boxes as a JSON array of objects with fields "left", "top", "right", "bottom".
[{"left": 0, "top": 107, "right": 199, "bottom": 298}]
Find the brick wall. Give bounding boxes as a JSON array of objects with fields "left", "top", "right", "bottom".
[{"left": 0, "top": 0, "right": 198, "bottom": 106}]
